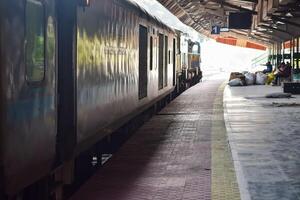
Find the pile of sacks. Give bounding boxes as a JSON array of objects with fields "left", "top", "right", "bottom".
[{"left": 228, "top": 71, "right": 267, "bottom": 86}]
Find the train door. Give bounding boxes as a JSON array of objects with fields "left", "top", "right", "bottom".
[
  {"left": 0, "top": 0, "right": 59, "bottom": 197},
  {"left": 0, "top": 1, "right": 5, "bottom": 198},
  {"left": 139, "top": 25, "right": 148, "bottom": 99},
  {"left": 56, "top": 0, "right": 77, "bottom": 162},
  {"left": 173, "top": 38, "right": 176, "bottom": 86},
  {"left": 158, "top": 33, "right": 164, "bottom": 89}
]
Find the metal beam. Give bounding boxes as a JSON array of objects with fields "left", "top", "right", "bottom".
[
  {"left": 251, "top": 32, "right": 276, "bottom": 43},
  {"left": 260, "top": 25, "right": 292, "bottom": 35},
  {"left": 253, "top": 33, "right": 274, "bottom": 41},
  {"left": 228, "top": 30, "right": 272, "bottom": 45},
  {"left": 254, "top": 30, "right": 283, "bottom": 43},
  {"left": 271, "top": 16, "right": 300, "bottom": 28},
  {"left": 211, "top": 0, "right": 257, "bottom": 14},
  {"left": 238, "top": 0, "right": 258, "bottom": 3},
  {"left": 259, "top": 25, "right": 292, "bottom": 40}
]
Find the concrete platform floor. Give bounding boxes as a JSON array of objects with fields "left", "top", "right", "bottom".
[
  {"left": 70, "top": 78, "right": 240, "bottom": 200},
  {"left": 224, "top": 85, "right": 300, "bottom": 200},
  {"left": 70, "top": 80, "right": 300, "bottom": 200}
]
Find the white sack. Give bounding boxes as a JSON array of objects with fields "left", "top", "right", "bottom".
[
  {"left": 256, "top": 72, "right": 267, "bottom": 85},
  {"left": 245, "top": 72, "right": 255, "bottom": 85},
  {"left": 228, "top": 78, "right": 243, "bottom": 86}
]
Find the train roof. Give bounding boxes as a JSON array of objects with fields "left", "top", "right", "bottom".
[{"left": 124, "top": 0, "right": 174, "bottom": 33}]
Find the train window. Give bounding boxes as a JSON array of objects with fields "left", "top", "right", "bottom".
[
  {"left": 297, "top": 38, "right": 300, "bottom": 68},
  {"left": 173, "top": 38, "right": 176, "bottom": 86},
  {"left": 192, "top": 45, "right": 199, "bottom": 54},
  {"left": 150, "top": 36, "right": 153, "bottom": 71},
  {"left": 155, "top": 38, "right": 158, "bottom": 69},
  {"left": 25, "top": 0, "right": 45, "bottom": 82},
  {"left": 164, "top": 35, "right": 168, "bottom": 87},
  {"left": 158, "top": 34, "right": 164, "bottom": 90},
  {"left": 168, "top": 50, "right": 171, "bottom": 64},
  {"left": 183, "top": 53, "right": 187, "bottom": 67}
]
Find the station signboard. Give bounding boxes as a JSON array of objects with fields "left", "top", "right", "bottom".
[
  {"left": 211, "top": 26, "right": 220, "bottom": 34},
  {"left": 220, "top": 27, "right": 229, "bottom": 32},
  {"left": 211, "top": 26, "right": 229, "bottom": 34}
]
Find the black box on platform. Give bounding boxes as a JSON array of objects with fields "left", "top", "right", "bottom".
[{"left": 283, "top": 82, "right": 300, "bottom": 94}]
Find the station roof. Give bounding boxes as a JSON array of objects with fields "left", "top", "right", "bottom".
[{"left": 157, "top": 0, "right": 300, "bottom": 48}]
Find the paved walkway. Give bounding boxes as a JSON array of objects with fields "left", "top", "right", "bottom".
[
  {"left": 70, "top": 78, "right": 240, "bottom": 200},
  {"left": 224, "top": 85, "right": 300, "bottom": 200}
]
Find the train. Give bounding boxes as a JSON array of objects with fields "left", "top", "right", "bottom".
[
  {"left": 0, "top": 0, "right": 202, "bottom": 199},
  {"left": 176, "top": 31, "right": 202, "bottom": 93}
]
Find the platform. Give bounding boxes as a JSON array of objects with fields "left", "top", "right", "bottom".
[
  {"left": 70, "top": 81, "right": 300, "bottom": 200},
  {"left": 224, "top": 85, "right": 300, "bottom": 200},
  {"left": 70, "top": 78, "right": 240, "bottom": 200}
]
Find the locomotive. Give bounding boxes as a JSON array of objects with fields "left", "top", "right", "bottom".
[
  {"left": 0, "top": 0, "right": 202, "bottom": 199},
  {"left": 175, "top": 31, "right": 202, "bottom": 93}
]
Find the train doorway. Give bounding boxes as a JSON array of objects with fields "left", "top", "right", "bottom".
[
  {"left": 57, "top": 1, "right": 77, "bottom": 161},
  {"left": 139, "top": 25, "right": 148, "bottom": 99},
  {"left": 173, "top": 38, "right": 176, "bottom": 86}
]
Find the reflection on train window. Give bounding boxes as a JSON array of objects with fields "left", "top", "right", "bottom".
[
  {"left": 150, "top": 36, "right": 153, "bottom": 70},
  {"left": 192, "top": 44, "right": 200, "bottom": 54},
  {"left": 25, "top": 0, "right": 45, "bottom": 82}
]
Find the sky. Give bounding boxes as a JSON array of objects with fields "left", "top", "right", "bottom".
[
  {"left": 132, "top": 0, "right": 267, "bottom": 73},
  {"left": 201, "top": 40, "right": 267, "bottom": 73}
]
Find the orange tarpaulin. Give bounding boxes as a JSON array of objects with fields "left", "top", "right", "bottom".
[{"left": 214, "top": 36, "right": 267, "bottom": 51}]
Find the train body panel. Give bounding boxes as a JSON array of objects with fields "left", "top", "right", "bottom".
[
  {"left": 76, "top": 0, "right": 175, "bottom": 149},
  {"left": 0, "top": 0, "right": 57, "bottom": 195}
]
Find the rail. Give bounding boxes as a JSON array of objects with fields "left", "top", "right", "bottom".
[{"left": 251, "top": 53, "right": 268, "bottom": 68}]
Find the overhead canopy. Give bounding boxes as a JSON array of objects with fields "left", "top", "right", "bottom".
[{"left": 157, "top": 0, "right": 300, "bottom": 47}]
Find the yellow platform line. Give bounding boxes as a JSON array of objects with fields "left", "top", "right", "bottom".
[{"left": 211, "top": 83, "right": 241, "bottom": 200}]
